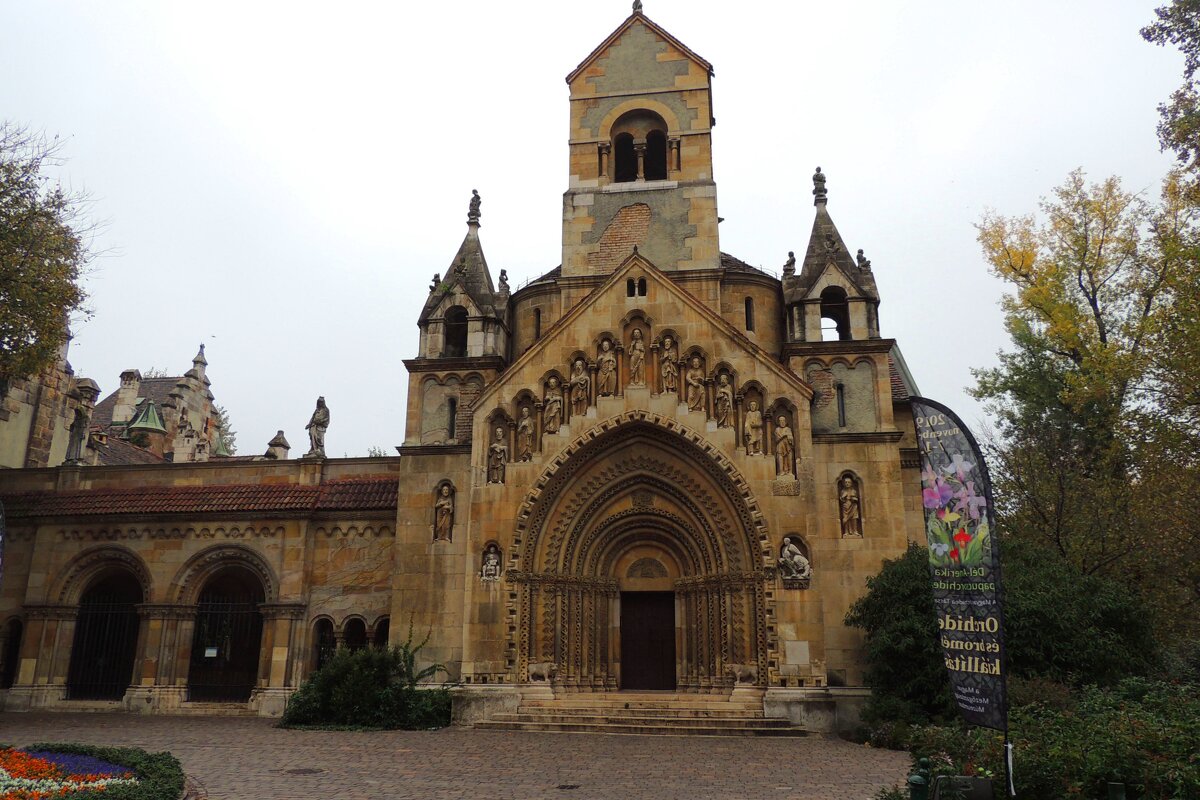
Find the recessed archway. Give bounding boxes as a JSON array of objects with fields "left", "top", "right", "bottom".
[
  {"left": 186, "top": 566, "right": 265, "bottom": 703},
  {"left": 66, "top": 569, "right": 143, "bottom": 700}
]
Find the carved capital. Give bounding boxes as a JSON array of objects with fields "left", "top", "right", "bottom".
[{"left": 259, "top": 602, "right": 307, "bottom": 620}]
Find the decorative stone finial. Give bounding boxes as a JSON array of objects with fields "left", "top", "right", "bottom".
[
  {"left": 467, "top": 189, "right": 481, "bottom": 224},
  {"left": 812, "top": 167, "right": 828, "bottom": 206},
  {"left": 633, "top": 0, "right": 643, "bottom": 13},
  {"left": 633, "top": 244, "right": 639, "bottom": 255},
  {"left": 856, "top": 249, "right": 872, "bottom": 271},
  {"left": 782, "top": 251, "right": 796, "bottom": 276}
]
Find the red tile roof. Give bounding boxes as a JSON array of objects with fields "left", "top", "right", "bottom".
[
  {"left": 1, "top": 477, "right": 397, "bottom": 519},
  {"left": 888, "top": 355, "right": 910, "bottom": 401},
  {"left": 89, "top": 434, "right": 167, "bottom": 466}
]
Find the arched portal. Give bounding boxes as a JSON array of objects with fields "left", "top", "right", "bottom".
[
  {"left": 66, "top": 571, "right": 142, "bottom": 700},
  {"left": 508, "top": 413, "right": 774, "bottom": 691},
  {"left": 187, "top": 567, "right": 265, "bottom": 702}
]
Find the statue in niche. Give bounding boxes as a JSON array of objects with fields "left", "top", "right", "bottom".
[
  {"left": 304, "top": 396, "right": 330, "bottom": 458},
  {"left": 569, "top": 359, "right": 589, "bottom": 416},
  {"left": 487, "top": 426, "right": 508, "bottom": 484},
  {"left": 660, "top": 336, "right": 678, "bottom": 393},
  {"left": 744, "top": 400, "right": 763, "bottom": 455},
  {"left": 774, "top": 415, "right": 795, "bottom": 477},
  {"left": 839, "top": 475, "right": 863, "bottom": 537},
  {"left": 714, "top": 374, "right": 733, "bottom": 428},
  {"left": 481, "top": 544, "right": 502, "bottom": 581},
  {"left": 778, "top": 536, "right": 812, "bottom": 587},
  {"left": 628, "top": 329, "right": 646, "bottom": 386},
  {"left": 685, "top": 356, "right": 705, "bottom": 411},
  {"left": 544, "top": 377, "right": 563, "bottom": 434},
  {"left": 434, "top": 484, "right": 454, "bottom": 541},
  {"left": 516, "top": 407, "right": 534, "bottom": 461},
  {"left": 597, "top": 340, "right": 617, "bottom": 396}
]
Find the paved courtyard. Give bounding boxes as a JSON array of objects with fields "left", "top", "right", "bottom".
[{"left": 0, "top": 713, "right": 909, "bottom": 799}]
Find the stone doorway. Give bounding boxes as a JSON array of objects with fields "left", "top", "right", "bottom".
[
  {"left": 619, "top": 591, "right": 675, "bottom": 690},
  {"left": 187, "top": 567, "right": 264, "bottom": 702}
]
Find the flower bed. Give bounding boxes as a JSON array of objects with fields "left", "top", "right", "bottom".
[{"left": 0, "top": 744, "right": 184, "bottom": 800}]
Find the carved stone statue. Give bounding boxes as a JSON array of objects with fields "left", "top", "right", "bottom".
[
  {"left": 715, "top": 374, "right": 733, "bottom": 428},
  {"left": 774, "top": 415, "right": 795, "bottom": 477},
  {"left": 304, "top": 396, "right": 330, "bottom": 458},
  {"left": 783, "top": 251, "right": 796, "bottom": 276},
  {"left": 856, "top": 249, "right": 872, "bottom": 270},
  {"left": 468, "top": 189, "right": 481, "bottom": 223},
  {"left": 685, "top": 356, "right": 705, "bottom": 412},
  {"left": 544, "top": 377, "right": 563, "bottom": 433},
  {"left": 660, "top": 336, "right": 678, "bottom": 393},
  {"left": 516, "top": 407, "right": 534, "bottom": 461},
  {"left": 65, "top": 408, "right": 89, "bottom": 463},
  {"left": 812, "top": 166, "right": 827, "bottom": 204},
  {"left": 628, "top": 329, "right": 646, "bottom": 386},
  {"left": 434, "top": 484, "right": 454, "bottom": 541},
  {"left": 597, "top": 340, "right": 617, "bottom": 396},
  {"left": 839, "top": 475, "right": 863, "bottom": 537},
  {"left": 499, "top": 268, "right": 510, "bottom": 292},
  {"left": 429, "top": 272, "right": 440, "bottom": 292},
  {"left": 744, "top": 400, "right": 763, "bottom": 455},
  {"left": 481, "top": 544, "right": 502, "bottom": 581},
  {"left": 569, "top": 359, "right": 589, "bottom": 416},
  {"left": 778, "top": 536, "right": 812, "bottom": 586},
  {"left": 487, "top": 426, "right": 508, "bottom": 484}
]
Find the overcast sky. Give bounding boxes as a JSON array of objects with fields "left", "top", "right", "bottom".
[{"left": 1, "top": 1, "right": 1183, "bottom": 457}]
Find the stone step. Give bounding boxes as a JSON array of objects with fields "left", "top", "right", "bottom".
[
  {"left": 495, "top": 713, "right": 787, "bottom": 728},
  {"left": 520, "top": 698, "right": 761, "bottom": 711},
  {"left": 473, "top": 719, "right": 807, "bottom": 737},
  {"left": 516, "top": 705, "right": 763, "bottom": 719}
]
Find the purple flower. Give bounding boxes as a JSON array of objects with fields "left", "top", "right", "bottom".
[
  {"left": 923, "top": 478, "right": 955, "bottom": 510},
  {"left": 945, "top": 454, "right": 977, "bottom": 482},
  {"left": 952, "top": 481, "right": 988, "bottom": 521},
  {"left": 30, "top": 750, "right": 133, "bottom": 777}
]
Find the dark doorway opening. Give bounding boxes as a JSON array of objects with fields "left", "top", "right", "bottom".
[
  {"left": 66, "top": 573, "right": 141, "bottom": 700},
  {"left": 619, "top": 591, "right": 676, "bottom": 690},
  {"left": 0, "top": 618, "right": 21, "bottom": 689},
  {"left": 187, "top": 568, "right": 264, "bottom": 702}
]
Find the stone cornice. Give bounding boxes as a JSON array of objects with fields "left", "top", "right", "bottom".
[
  {"left": 782, "top": 338, "right": 896, "bottom": 359},
  {"left": 811, "top": 430, "right": 904, "bottom": 445},
  {"left": 402, "top": 356, "right": 507, "bottom": 374}
]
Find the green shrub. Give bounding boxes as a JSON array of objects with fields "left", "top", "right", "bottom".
[
  {"left": 21, "top": 742, "right": 184, "bottom": 800},
  {"left": 281, "top": 629, "right": 451, "bottom": 730}
]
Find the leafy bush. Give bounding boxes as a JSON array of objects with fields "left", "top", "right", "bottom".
[
  {"left": 845, "top": 541, "right": 1160, "bottom": 724},
  {"left": 281, "top": 630, "right": 451, "bottom": 730},
  {"left": 19, "top": 743, "right": 184, "bottom": 800},
  {"left": 903, "top": 680, "right": 1200, "bottom": 800}
]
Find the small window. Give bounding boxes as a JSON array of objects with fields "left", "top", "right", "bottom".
[
  {"left": 534, "top": 308, "right": 542, "bottom": 339},
  {"left": 444, "top": 306, "right": 468, "bottom": 357},
  {"left": 374, "top": 618, "right": 390, "bottom": 649},
  {"left": 448, "top": 398, "right": 458, "bottom": 441},
  {"left": 745, "top": 297, "right": 755, "bottom": 331},
  {"left": 313, "top": 619, "right": 335, "bottom": 671},
  {"left": 637, "top": 278, "right": 647, "bottom": 296},
  {"left": 343, "top": 618, "right": 367, "bottom": 651},
  {"left": 645, "top": 130, "right": 668, "bottom": 180},
  {"left": 836, "top": 383, "right": 847, "bottom": 428},
  {"left": 614, "top": 133, "right": 637, "bottom": 183},
  {"left": 820, "top": 287, "right": 851, "bottom": 341},
  {"left": 627, "top": 279, "right": 636, "bottom": 297}
]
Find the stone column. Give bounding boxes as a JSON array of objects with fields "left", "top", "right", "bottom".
[
  {"left": 668, "top": 137, "right": 681, "bottom": 173},
  {"left": 259, "top": 603, "right": 306, "bottom": 689},
  {"left": 634, "top": 142, "right": 646, "bottom": 181},
  {"left": 587, "top": 361, "right": 598, "bottom": 410},
  {"left": 734, "top": 393, "right": 745, "bottom": 452},
  {"left": 598, "top": 142, "right": 611, "bottom": 181},
  {"left": 649, "top": 340, "right": 660, "bottom": 395},
  {"left": 614, "top": 343, "right": 624, "bottom": 398},
  {"left": 533, "top": 399, "right": 544, "bottom": 453}
]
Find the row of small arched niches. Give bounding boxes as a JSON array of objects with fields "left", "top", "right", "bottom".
[{"left": 311, "top": 615, "right": 390, "bottom": 654}]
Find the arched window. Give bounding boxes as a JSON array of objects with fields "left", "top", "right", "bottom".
[
  {"left": 614, "top": 133, "right": 637, "bottom": 183},
  {"left": 444, "top": 306, "right": 468, "bottom": 357},
  {"left": 645, "top": 130, "right": 668, "bottom": 180},
  {"left": 313, "top": 618, "right": 335, "bottom": 671},
  {"left": 819, "top": 287, "right": 851, "bottom": 341},
  {"left": 637, "top": 278, "right": 647, "bottom": 296},
  {"left": 745, "top": 297, "right": 755, "bottom": 331},
  {"left": 343, "top": 618, "right": 367, "bottom": 651},
  {"left": 836, "top": 383, "right": 847, "bottom": 427},
  {"left": 627, "top": 279, "right": 636, "bottom": 297},
  {"left": 534, "top": 308, "right": 542, "bottom": 339},
  {"left": 374, "top": 617, "right": 390, "bottom": 649}
]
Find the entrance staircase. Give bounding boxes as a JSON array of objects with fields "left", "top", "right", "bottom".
[{"left": 473, "top": 690, "right": 806, "bottom": 737}]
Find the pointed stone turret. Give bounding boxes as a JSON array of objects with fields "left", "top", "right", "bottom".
[{"left": 265, "top": 430, "right": 290, "bottom": 460}]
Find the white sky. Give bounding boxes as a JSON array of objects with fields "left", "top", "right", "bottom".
[{"left": 0, "top": 1, "right": 1183, "bottom": 456}]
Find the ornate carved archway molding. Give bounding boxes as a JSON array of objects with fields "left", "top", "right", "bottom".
[
  {"left": 168, "top": 544, "right": 279, "bottom": 605},
  {"left": 51, "top": 545, "right": 153, "bottom": 605}
]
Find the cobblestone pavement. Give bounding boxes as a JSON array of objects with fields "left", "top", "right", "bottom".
[{"left": 0, "top": 713, "right": 908, "bottom": 800}]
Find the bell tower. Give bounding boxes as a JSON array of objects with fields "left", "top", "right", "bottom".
[{"left": 561, "top": 4, "right": 721, "bottom": 277}]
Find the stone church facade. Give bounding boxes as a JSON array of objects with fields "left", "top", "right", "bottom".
[{"left": 0, "top": 8, "right": 923, "bottom": 730}]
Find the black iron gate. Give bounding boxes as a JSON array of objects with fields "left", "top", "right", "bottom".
[
  {"left": 187, "top": 582, "right": 263, "bottom": 702},
  {"left": 66, "top": 578, "right": 141, "bottom": 700}
]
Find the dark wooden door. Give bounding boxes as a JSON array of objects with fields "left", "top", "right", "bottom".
[{"left": 620, "top": 592, "right": 676, "bottom": 690}]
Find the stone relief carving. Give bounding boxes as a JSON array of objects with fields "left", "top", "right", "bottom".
[
  {"left": 778, "top": 536, "right": 812, "bottom": 589},
  {"left": 596, "top": 340, "right": 617, "bottom": 397},
  {"left": 569, "top": 359, "right": 589, "bottom": 416},
  {"left": 516, "top": 407, "right": 534, "bottom": 461},
  {"left": 434, "top": 484, "right": 455, "bottom": 541},
  {"left": 481, "top": 543, "right": 502, "bottom": 581},
  {"left": 774, "top": 416, "right": 795, "bottom": 477},
  {"left": 743, "top": 400, "right": 763, "bottom": 455},
  {"left": 544, "top": 377, "right": 563, "bottom": 433},
  {"left": 527, "top": 661, "right": 557, "bottom": 681},
  {"left": 685, "top": 356, "right": 705, "bottom": 412},
  {"left": 839, "top": 474, "right": 864, "bottom": 538},
  {"left": 726, "top": 662, "right": 758, "bottom": 684},
  {"left": 627, "top": 557, "right": 667, "bottom": 578},
  {"left": 714, "top": 374, "right": 733, "bottom": 428},
  {"left": 487, "top": 427, "right": 508, "bottom": 484},
  {"left": 304, "top": 396, "right": 330, "bottom": 458},
  {"left": 627, "top": 329, "right": 646, "bottom": 387},
  {"left": 659, "top": 336, "right": 678, "bottom": 393}
]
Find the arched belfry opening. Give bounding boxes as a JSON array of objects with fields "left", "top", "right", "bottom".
[
  {"left": 508, "top": 413, "right": 773, "bottom": 692},
  {"left": 819, "top": 286, "right": 851, "bottom": 341},
  {"left": 610, "top": 109, "right": 669, "bottom": 183},
  {"left": 443, "top": 305, "right": 468, "bottom": 357}
]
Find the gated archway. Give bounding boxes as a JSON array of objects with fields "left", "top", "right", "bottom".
[
  {"left": 187, "top": 567, "right": 265, "bottom": 702},
  {"left": 66, "top": 571, "right": 143, "bottom": 700}
]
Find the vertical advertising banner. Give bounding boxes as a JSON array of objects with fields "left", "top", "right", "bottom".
[{"left": 911, "top": 397, "right": 1008, "bottom": 732}]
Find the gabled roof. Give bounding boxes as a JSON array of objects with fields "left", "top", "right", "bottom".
[
  {"left": 418, "top": 221, "right": 501, "bottom": 324},
  {"left": 786, "top": 170, "right": 880, "bottom": 304},
  {"left": 92, "top": 377, "right": 181, "bottom": 427},
  {"left": 566, "top": 9, "right": 713, "bottom": 85}
]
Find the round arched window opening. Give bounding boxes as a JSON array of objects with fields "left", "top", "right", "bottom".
[
  {"left": 312, "top": 618, "right": 335, "bottom": 671},
  {"left": 614, "top": 133, "right": 637, "bottom": 183},
  {"left": 819, "top": 286, "right": 851, "bottom": 341},
  {"left": 610, "top": 109, "right": 669, "bottom": 183},
  {"left": 444, "top": 306, "right": 468, "bottom": 358},
  {"left": 343, "top": 618, "right": 368, "bottom": 651},
  {"left": 644, "top": 130, "right": 668, "bottom": 180}
]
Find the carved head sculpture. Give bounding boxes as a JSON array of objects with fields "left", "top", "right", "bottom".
[
  {"left": 601, "top": 339, "right": 611, "bottom": 352},
  {"left": 663, "top": 335, "right": 673, "bottom": 350},
  {"left": 748, "top": 400, "right": 759, "bottom": 411},
  {"left": 548, "top": 376, "right": 559, "bottom": 389},
  {"left": 520, "top": 407, "right": 531, "bottom": 419},
  {"left": 494, "top": 426, "right": 504, "bottom": 442},
  {"left": 440, "top": 484, "right": 451, "bottom": 498},
  {"left": 719, "top": 374, "right": 729, "bottom": 386},
  {"left": 574, "top": 359, "right": 585, "bottom": 373},
  {"left": 842, "top": 476, "right": 854, "bottom": 490},
  {"left": 632, "top": 329, "right": 642, "bottom": 341},
  {"left": 690, "top": 356, "right": 701, "bottom": 368},
  {"left": 778, "top": 415, "right": 788, "bottom": 428}
]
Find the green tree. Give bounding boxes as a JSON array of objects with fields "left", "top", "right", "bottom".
[
  {"left": 214, "top": 404, "right": 236, "bottom": 455},
  {"left": 1143, "top": 1, "right": 1200, "bottom": 189},
  {"left": 0, "top": 123, "right": 91, "bottom": 386}
]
